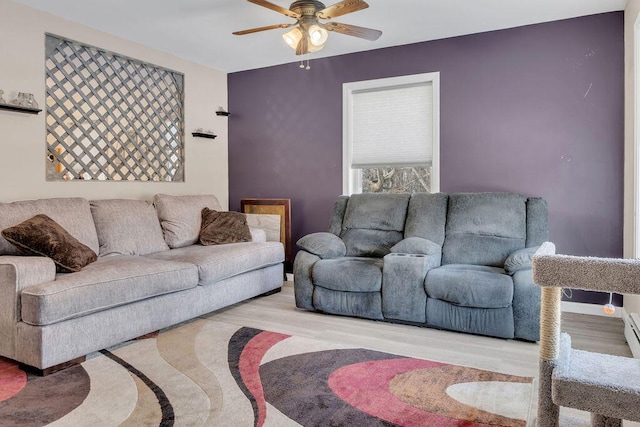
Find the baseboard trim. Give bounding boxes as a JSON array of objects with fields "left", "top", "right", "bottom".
[
  {"left": 622, "top": 308, "right": 640, "bottom": 359},
  {"left": 561, "top": 301, "right": 622, "bottom": 318}
]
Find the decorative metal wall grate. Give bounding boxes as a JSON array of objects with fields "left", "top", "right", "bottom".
[{"left": 45, "top": 35, "right": 184, "bottom": 182}]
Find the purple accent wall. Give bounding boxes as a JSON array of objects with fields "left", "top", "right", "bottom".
[{"left": 228, "top": 12, "right": 624, "bottom": 305}]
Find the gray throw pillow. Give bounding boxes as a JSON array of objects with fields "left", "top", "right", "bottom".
[
  {"left": 199, "top": 208, "right": 252, "bottom": 245},
  {"left": 2, "top": 214, "right": 97, "bottom": 273}
]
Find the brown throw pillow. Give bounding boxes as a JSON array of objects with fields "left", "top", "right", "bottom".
[
  {"left": 199, "top": 208, "right": 252, "bottom": 245},
  {"left": 2, "top": 214, "right": 98, "bottom": 273}
]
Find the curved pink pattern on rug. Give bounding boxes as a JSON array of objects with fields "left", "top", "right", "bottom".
[
  {"left": 239, "top": 331, "right": 290, "bottom": 427},
  {"left": 328, "top": 358, "right": 495, "bottom": 427},
  {"left": 0, "top": 358, "right": 27, "bottom": 402}
]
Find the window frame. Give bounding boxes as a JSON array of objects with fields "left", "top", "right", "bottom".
[{"left": 342, "top": 72, "right": 440, "bottom": 195}]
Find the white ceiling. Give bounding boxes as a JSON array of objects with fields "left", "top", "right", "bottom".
[{"left": 13, "top": 0, "right": 628, "bottom": 73}]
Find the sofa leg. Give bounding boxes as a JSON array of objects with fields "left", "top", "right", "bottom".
[
  {"left": 20, "top": 355, "right": 86, "bottom": 376},
  {"left": 253, "top": 287, "right": 282, "bottom": 298},
  {"left": 135, "top": 330, "right": 159, "bottom": 340}
]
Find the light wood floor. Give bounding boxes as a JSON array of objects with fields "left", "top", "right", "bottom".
[{"left": 202, "top": 281, "right": 637, "bottom": 426}]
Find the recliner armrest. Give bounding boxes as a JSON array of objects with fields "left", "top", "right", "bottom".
[
  {"left": 389, "top": 237, "right": 442, "bottom": 271},
  {"left": 296, "top": 232, "right": 346, "bottom": 259},
  {"left": 391, "top": 237, "right": 440, "bottom": 256},
  {"left": 504, "top": 246, "right": 539, "bottom": 275}
]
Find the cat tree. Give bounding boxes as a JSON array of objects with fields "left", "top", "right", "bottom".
[{"left": 533, "top": 242, "right": 640, "bottom": 427}]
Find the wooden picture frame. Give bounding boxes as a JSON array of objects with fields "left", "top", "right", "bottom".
[{"left": 241, "top": 198, "right": 292, "bottom": 270}]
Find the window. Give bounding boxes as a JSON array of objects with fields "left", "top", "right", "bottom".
[
  {"left": 45, "top": 34, "right": 184, "bottom": 182},
  {"left": 636, "top": 17, "right": 640, "bottom": 259},
  {"left": 343, "top": 72, "right": 440, "bottom": 195}
]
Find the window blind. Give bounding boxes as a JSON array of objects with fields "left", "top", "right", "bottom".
[{"left": 351, "top": 82, "right": 433, "bottom": 168}]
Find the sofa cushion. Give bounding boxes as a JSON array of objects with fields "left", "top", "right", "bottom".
[
  {"left": 90, "top": 199, "right": 169, "bottom": 256},
  {"left": 404, "top": 193, "right": 448, "bottom": 245},
  {"left": 199, "top": 209, "right": 251, "bottom": 245},
  {"left": 313, "top": 257, "right": 383, "bottom": 292},
  {"left": 342, "top": 193, "right": 410, "bottom": 232},
  {"left": 2, "top": 214, "right": 97, "bottom": 273},
  {"left": 340, "top": 193, "right": 410, "bottom": 257},
  {"left": 425, "top": 264, "right": 514, "bottom": 308},
  {"left": 442, "top": 192, "right": 527, "bottom": 266},
  {"left": 154, "top": 194, "right": 222, "bottom": 248},
  {"left": 0, "top": 198, "right": 99, "bottom": 256},
  {"left": 21, "top": 255, "right": 198, "bottom": 326},
  {"left": 341, "top": 229, "right": 403, "bottom": 258},
  {"left": 145, "top": 242, "right": 284, "bottom": 286}
]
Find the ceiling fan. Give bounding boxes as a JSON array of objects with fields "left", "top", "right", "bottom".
[{"left": 233, "top": 0, "right": 382, "bottom": 56}]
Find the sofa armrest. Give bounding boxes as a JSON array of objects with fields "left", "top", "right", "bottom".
[
  {"left": 390, "top": 237, "right": 442, "bottom": 268},
  {"left": 504, "top": 246, "right": 540, "bottom": 275},
  {"left": 296, "top": 232, "right": 346, "bottom": 259},
  {"left": 382, "top": 252, "right": 435, "bottom": 323},
  {"left": 0, "top": 256, "right": 56, "bottom": 359},
  {"left": 248, "top": 227, "right": 267, "bottom": 242},
  {"left": 245, "top": 213, "right": 281, "bottom": 243},
  {"left": 391, "top": 237, "right": 440, "bottom": 256}
]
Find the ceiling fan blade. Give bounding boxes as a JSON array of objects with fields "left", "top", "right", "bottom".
[
  {"left": 316, "top": 0, "right": 369, "bottom": 20},
  {"left": 233, "top": 23, "right": 295, "bottom": 35},
  {"left": 324, "top": 22, "right": 382, "bottom": 41},
  {"left": 247, "top": 0, "right": 301, "bottom": 19},
  {"left": 296, "top": 33, "right": 309, "bottom": 55}
]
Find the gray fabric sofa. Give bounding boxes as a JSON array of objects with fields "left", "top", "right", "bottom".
[
  {"left": 0, "top": 194, "right": 284, "bottom": 372},
  {"left": 294, "top": 192, "right": 548, "bottom": 341}
]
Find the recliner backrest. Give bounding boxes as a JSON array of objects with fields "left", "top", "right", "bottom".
[
  {"left": 525, "top": 197, "right": 549, "bottom": 247},
  {"left": 442, "top": 192, "right": 527, "bottom": 267},
  {"left": 404, "top": 193, "right": 449, "bottom": 246},
  {"left": 339, "top": 193, "right": 411, "bottom": 257},
  {"left": 327, "top": 191, "right": 547, "bottom": 264}
]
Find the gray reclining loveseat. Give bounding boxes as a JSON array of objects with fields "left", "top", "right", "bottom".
[{"left": 294, "top": 192, "right": 548, "bottom": 341}]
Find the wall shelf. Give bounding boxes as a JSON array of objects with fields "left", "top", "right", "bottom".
[
  {"left": 192, "top": 132, "right": 217, "bottom": 139},
  {"left": 0, "top": 104, "right": 42, "bottom": 115}
]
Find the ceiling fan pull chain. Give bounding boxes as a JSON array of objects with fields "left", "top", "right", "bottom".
[{"left": 306, "top": 53, "right": 311, "bottom": 70}]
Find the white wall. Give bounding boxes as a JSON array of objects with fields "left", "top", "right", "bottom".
[
  {"left": 0, "top": 1, "right": 229, "bottom": 206},
  {"left": 625, "top": 0, "right": 640, "bottom": 314}
]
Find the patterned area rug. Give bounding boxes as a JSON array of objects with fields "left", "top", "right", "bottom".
[{"left": 0, "top": 319, "right": 533, "bottom": 426}]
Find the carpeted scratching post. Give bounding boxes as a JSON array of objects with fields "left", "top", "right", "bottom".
[
  {"left": 537, "top": 283, "right": 562, "bottom": 427},
  {"left": 533, "top": 242, "right": 640, "bottom": 427}
]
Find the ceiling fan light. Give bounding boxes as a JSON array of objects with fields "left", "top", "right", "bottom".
[
  {"left": 282, "top": 27, "right": 303, "bottom": 49},
  {"left": 308, "top": 25, "right": 328, "bottom": 47},
  {"left": 307, "top": 43, "right": 325, "bottom": 53}
]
